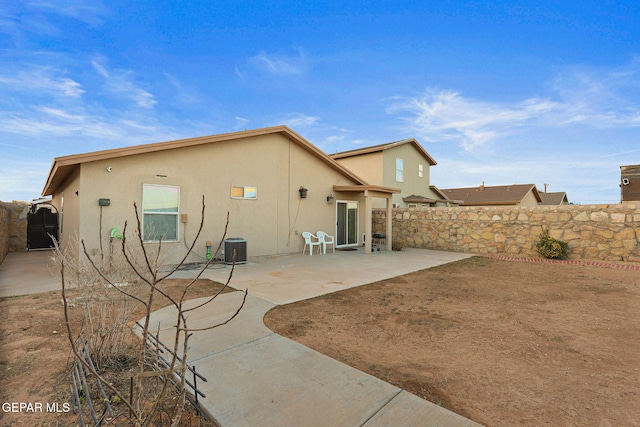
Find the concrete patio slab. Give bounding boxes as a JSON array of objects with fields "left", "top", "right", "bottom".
[
  {"left": 169, "top": 247, "right": 472, "bottom": 304},
  {"left": 0, "top": 250, "right": 59, "bottom": 297}
]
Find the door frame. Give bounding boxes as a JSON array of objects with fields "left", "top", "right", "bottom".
[{"left": 335, "top": 200, "right": 359, "bottom": 247}]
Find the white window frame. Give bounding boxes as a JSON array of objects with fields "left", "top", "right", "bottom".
[
  {"left": 142, "top": 184, "right": 180, "bottom": 242},
  {"left": 396, "top": 158, "right": 404, "bottom": 182},
  {"left": 231, "top": 186, "right": 257, "bottom": 200},
  {"left": 418, "top": 164, "right": 424, "bottom": 178}
]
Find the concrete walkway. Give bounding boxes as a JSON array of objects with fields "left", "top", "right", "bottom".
[{"left": 150, "top": 248, "right": 482, "bottom": 426}]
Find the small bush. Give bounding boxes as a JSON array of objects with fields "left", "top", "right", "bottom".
[
  {"left": 392, "top": 240, "right": 406, "bottom": 251},
  {"left": 536, "top": 229, "right": 568, "bottom": 259}
]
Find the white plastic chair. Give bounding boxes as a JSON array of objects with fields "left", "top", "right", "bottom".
[
  {"left": 316, "top": 231, "right": 335, "bottom": 254},
  {"left": 302, "top": 232, "right": 321, "bottom": 256}
]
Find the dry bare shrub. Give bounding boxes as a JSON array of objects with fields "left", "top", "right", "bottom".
[{"left": 57, "top": 197, "right": 246, "bottom": 426}]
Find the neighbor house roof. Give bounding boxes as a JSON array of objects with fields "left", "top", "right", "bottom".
[
  {"left": 538, "top": 192, "right": 569, "bottom": 205},
  {"left": 42, "top": 126, "right": 397, "bottom": 197},
  {"left": 439, "top": 184, "right": 542, "bottom": 206},
  {"left": 402, "top": 194, "right": 440, "bottom": 204},
  {"left": 429, "top": 185, "right": 450, "bottom": 201},
  {"left": 329, "top": 138, "right": 437, "bottom": 165},
  {"left": 402, "top": 186, "right": 461, "bottom": 205}
]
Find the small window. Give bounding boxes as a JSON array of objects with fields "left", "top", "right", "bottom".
[
  {"left": 418, "top": 164, "right": 424, "bottom": 178},
  {"left": 231, "top": 186, "right": 257, "bottom": 199},
  {"left": 396, "top": 158, "right": 404, "bottom": 182},
  {"left": 142, "top": 184, "right": 179, "bottom": 242},
  {"left": 408, "top": 203, "right": 418, "bottom": 208}
]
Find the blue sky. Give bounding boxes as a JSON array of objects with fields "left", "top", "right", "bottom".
[{"left": 1, "top": 1, "right": 639, "bottom": 203}]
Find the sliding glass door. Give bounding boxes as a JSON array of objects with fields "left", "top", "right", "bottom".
[{"left": 336, "top": 201, "right": 358, "bottom": 246}]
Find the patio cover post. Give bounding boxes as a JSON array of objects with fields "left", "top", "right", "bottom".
[
  {"left": 364, "top": 190, "right": 372, "bottom": 254},
  {"left": 385, "top": 194, "right": 392, "bottom": 252}
]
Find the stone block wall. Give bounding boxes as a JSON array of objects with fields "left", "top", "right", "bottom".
[
  {"left": 0, "top": 201, "right": 29, "bottom": 264},
  {"left": 373, "top": 203, "right": 640, "bottom": 263}
]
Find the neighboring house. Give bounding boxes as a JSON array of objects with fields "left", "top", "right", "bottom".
[
  {"left": 440, "top": 183, "right": 542, "bottom": 207},
  {"left": 330, "top": 139, "right": 449, "bottom": 207},
  {"left": 403, "top": 186, "right": 460, "bottom": 207},
  {"left": 538, "top": 191, "right": 569, "bottom": 205},
  {"left": 620, "top": 164, "right": 640, "bottom": 202},
  {"left": 42, "top": 126, "right": 399, "bottom": 263}
]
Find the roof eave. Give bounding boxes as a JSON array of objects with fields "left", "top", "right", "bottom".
[
  {"left": 331, "top": 138, "right": 437, "bottom": 165},
  {"left": 333, "top": 184, "right": 401, "bottom": 194}
]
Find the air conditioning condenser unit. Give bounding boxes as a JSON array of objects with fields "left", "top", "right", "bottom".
[{"left": 224, "top": 238, "right": 247, "bottom": 264}]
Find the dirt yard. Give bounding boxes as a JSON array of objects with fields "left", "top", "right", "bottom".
[
  {"left": 0, "top": 279, "right": 224, "bottom": 427},
  {"left": 265, "top": 257, "right": 640, "bottom": 427}
]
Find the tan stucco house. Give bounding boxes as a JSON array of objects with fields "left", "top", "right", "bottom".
[
  {"left": 330, "top": 139, "right": 450, "bottom": 207},
  {"left": 42, "top": 126, "right": 399, "bottom": 263},
  {"left": 440, "top": 183, "right": 542, "bottom": 207}
]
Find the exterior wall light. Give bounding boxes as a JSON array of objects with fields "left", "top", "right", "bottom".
[
  {"left": 299, "top": 186, "right": 308, "bottom": 198},
  {"left": 326, "top": 194, "right": 335, "bottom": 203}
]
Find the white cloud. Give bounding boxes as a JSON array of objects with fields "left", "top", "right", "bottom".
[
  {"left": 547, "top": 59, "right": 640, "bottom": 128},
  {"left": 388, "top": 59, "right": 640, "bottom": 153},
  {"left": 248, "top": 48, "right": 308, "bottom": 77},
  {"left": 91, "top": 60, "right": 157, "bottom": 109},
  {"left": 0, "top": 160, "right": 51, "bottom": 201},
  {"left": 0, "top": 104, "right": 176, "bottom": 143},
  {"left": 278, "top": 112, "right": 320, "bottom": 128},
  {"left": 234, "top": 116, "right": 250, "bottom": 130},
  {"left": 29, "top": 0, "right": 109, "bottom": 26},
  {"left": 387, "top": 89, "right": 558, "bottom": 151},
  {"left": 164, "top": 73, "right": 200, "bottom": 105},
  {"left": 0, "top": 67, "right": 84, "bottom": 98}
]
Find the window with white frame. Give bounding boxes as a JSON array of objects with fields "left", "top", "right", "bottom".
[
  {"left": 142, "top": 184, "right": 180, "bottom": 242},
  {"left": 231, "top": 186, "right": 257, "bottom": 199},
  {"left": 418, "top": 164, "right": 424, "bottom": 178},
  {"left": 396, "top": 158, "right": 404, "bottom": 182}
]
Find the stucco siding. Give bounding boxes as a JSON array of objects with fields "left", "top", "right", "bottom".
[
  {"left": 521, "top": 191, "right": 540, "bottom": 207},
  {"left": 52, "top": 166, "right": 81, "bottom": 255},
  {"left": 333, "top": 152, "right": 383, "bottom": 185},
  {"left": 383, "top": 144, "right": 431, "bottom": 206}
]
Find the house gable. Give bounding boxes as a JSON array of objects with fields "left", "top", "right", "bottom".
[
  {"left": 538, "top": 192, "right": 569, "bottom": 205},
  {"left": 331, "top": 138, "right": 440, "bottom": 207}
]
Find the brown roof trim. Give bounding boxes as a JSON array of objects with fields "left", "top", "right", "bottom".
[
  {"left": 42, "top": 126, "right": 368, "bottom": 196},
  {"left": 333, "top": 184, "right": 401, "bottom": 194},
  {"left": 402, "top": 195, "right": 441, "bottom": 203},
  {"left": 330, "top": 138, "right": 437, "bottom": 165},
  {"left": 429, "top": 185, "right": 448, "bottom": 200},
  {"left": 459, "top": 201, "right": 521, "bottom": 206}
]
